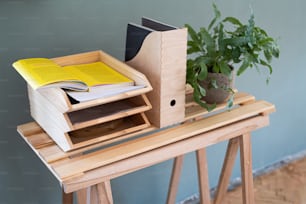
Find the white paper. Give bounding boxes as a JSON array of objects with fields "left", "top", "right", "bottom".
[{"left": 66, "top": 85, "right": 146, "bottom": 102}]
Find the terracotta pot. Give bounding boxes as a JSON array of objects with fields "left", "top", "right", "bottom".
[{"left": 200, "top": 72, "right": 233, "bottom": 104}]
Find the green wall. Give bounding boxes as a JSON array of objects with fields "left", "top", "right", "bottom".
[{"left": 1, "top": 0, "right": 305, "bottom": 203}]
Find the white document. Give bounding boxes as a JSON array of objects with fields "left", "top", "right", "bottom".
[{"left": 66, "top": 85, "right": 145, "bottom": 102}]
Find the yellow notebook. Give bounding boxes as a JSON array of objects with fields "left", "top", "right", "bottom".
[{"left": 13, "top": 58, "right": 134, "bottom": 91}]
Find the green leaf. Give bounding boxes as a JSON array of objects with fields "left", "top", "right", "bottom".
[
  {"left": 225, "top": 37, "right": 248, "bottom": 47},
  {"left": 186, "top": 70, "right": 194, "bottom": 85},
  {"left": 237, "top": 60, "right": 250, "bottom": 76},
  {"left": 247, "top": 14, "right": 255, "bottom": 36},
  {"left": 210, "top": 79, "right": 218, "bottom": 88},
  {"left": 194, "top": 56, "right": 212, "bottom": 66},
  {"left": 258, "top": 37, "right": 274, "bottom": 46},
  {"left": 259, "top": 59, "right": 273, "bottom": 74},
  {"left": 213, "top": 64, "right": 220, "bottom": 73},
  {"left": 218, "top": 23, "right": 225, "bottom": 53},
  {"left": 187, "top": 41, "right": 201, "bottom": 50},
  {"left": 192, "top": 82, "right": 216, "bottom": 111},
  {"left": 264, "top": 50, "right": 272, "bottom": 63},
  {"left": 227, "top": 94, "right": 234, "bottom": 108},
  {"left": 208, "top": 3, "right": 221, "bottom": 31},
  {"left": 197, "top": 61, "right": 208, "bottom": 80},
  {"left": 186, "top": 59, "right": 195, "bottom": 84},
  {"left": 197, "top": 84, "right": 206, "bottom": 96},
  {"left": 220, "top": 62, "right": 232, "bottom": 76},
  {"left": 194, "top": 95, "right": 216, "bottom": 111},
  {"left": 199, "top": 27, "right": 215, "bottom": 54},
  {"left": 185, "top": 24, "right": 200, "bottom": 44},
  {"left": 206, "top": 103, "right": 217, "bottom": 112},
  {"left": 232, "top": 47, "right": 241, "bottom": 63},
  {"left": 256, "top": 27, "right": 268, "bottom": 36},
  {"left": 272, "top": 46, "right": 280, "bottom": 58},
  {"left": 193, "top": 86, "right": 204, "bottom": 102},
  {"left": 187, "top": 47, "right": 200, "bottom": 55},
  {"left": 223, "top": 17, "right": 243, "bottom": 27}
]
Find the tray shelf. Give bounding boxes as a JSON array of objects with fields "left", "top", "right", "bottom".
[
  {"left": 68, "top": 113, "right": 150, "bottom": 148},
  {"left": 67, "top": 94, "right": 151, "bottom": 130},
  {"left": 27, "top": 50, "right": 153, "bottom": 152}
]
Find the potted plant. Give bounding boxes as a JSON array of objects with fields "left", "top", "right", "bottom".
[{"left": 185, "top": 4, "right": 279, "bottom": 111}]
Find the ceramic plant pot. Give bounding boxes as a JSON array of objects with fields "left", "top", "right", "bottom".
[{"left": 200, "top": 72, "right": 233, "bottom": 104}]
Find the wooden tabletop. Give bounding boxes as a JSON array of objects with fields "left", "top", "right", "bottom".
[{"left": 17, "top": 92, "right": 275, "bottom": 193}]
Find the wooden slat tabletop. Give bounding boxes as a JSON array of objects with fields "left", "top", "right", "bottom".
[{"left": 16, "top": 92, "right": 275, "bottom": 191}]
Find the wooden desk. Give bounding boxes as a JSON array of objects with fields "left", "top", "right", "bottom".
[{"left": 17, "top": 92, "right": 275, "bottom": 204}]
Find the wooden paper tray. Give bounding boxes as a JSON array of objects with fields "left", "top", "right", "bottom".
[
  {"left": 37, "top": 50, "right": 152, "bottom": 113},
  {"left": 27, "top": 50, "right": 153, "bottom": 152}
]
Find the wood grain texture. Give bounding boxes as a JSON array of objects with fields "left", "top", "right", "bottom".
[
  {"left": 196, "top": 148, "right": 211, "bottom": 204},
  {"left": 28, "top": 89, "right": 152, "bottom": 151},
  {"left": 52, "top": 101, "right": 274, "bottom": 180},
  {"left": 167, "top": 155, "right": 184, "bottom": 204},
  {"left": 61, "top": 115, "right": 269, "bottom": 193},
  {"left": 214, "top": 137, "right": 240, "bottom": 204},
  {"left": 127, "top": 28, "right": 187, "bottom": 128},
  {"left": 185, "top": 92, "right": 255, "bottom": 121},
  {"left": 62, "top": 189, "right": 73, "bottom": 204},
  {"left": 27, "top": 50, "right": 153, "bottom": 151},
  {"left": 239, "top": 133, "right": 255, "bottom": 204},
  {"left": 17, "top": 95, "right": 275, "bottom": 202},
  {"left": 68, "top": 94, "right": 151, "bottom": 130},
  {"left": 36, "top": 50, "right": 152, "bottom": 113}
]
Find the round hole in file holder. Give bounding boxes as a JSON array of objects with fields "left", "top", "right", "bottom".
[{"left": 170, "top": 99, "right": 176, "bottom": 107}]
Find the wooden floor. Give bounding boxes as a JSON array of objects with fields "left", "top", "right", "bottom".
[{"left": 222, "top": 156, "right": 306, "bottom": 204}]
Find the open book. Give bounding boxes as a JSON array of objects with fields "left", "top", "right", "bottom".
[{"left": 13, "top": 58, "right": 143, "bottom": 102}]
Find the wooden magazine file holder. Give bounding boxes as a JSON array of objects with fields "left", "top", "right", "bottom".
[
  {"left": 27, "top": 50, "right": 153, "bottom": 152},
  {"left": 126, "top": 19, "right": 187, "bottom": 128}
]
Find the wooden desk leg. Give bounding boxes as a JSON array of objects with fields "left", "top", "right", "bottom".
[
  {"left": 76, "top": 181, "right": 113, "bottom": 204},
  {"left": 62, "top": 189, "right": 73, "bottom": 204},
  {"left": 97, "top": 181, "right": 113, "bottom": 204},
  {"left": 214, "top": 137, "right": 239, "bottom": 204},
  {"left": 76, "top": 188, "right": 87, "bottom": 204},
  {"left": 239, "top": 133, "right": 255, "bottom": 204},
  {"left": 196, "top": 148, "right": 211, "bottom": 204},
  {"left": 166, "top": 155, "right": 184, "bottom": 204}
]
